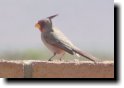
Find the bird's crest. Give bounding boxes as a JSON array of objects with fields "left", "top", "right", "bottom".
[{"left": 47, "top": 14, "right": 58, "bottom": 20}]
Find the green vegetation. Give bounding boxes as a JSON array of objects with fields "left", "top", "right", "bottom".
[{"left": 0, "top": 48, "right": 114, "bottom": 61}]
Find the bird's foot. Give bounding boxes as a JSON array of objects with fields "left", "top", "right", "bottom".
[
  {"left": 59, "top": 58, "right": 64, "bottom": 62},
  {"left": 48, "top": 59, "right": 53, "bottom": 61}
]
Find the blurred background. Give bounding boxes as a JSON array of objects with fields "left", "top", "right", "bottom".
[{"left": 0, "top": 0, "right": 114, "bottom": 61}]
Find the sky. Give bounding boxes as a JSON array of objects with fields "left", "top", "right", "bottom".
[{"left": 0, "top": 0, "right": 114, "bottom": 54}]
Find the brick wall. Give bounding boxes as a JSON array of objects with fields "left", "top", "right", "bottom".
[{"left": 0, "top": 60, "right": 114, "bottom": 78}]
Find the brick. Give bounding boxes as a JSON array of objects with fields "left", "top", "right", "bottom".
[
  {"left": 32, "top": 61, "right": 114, "bottom": 78},
  {"left": 0, "top": 60, "right": 24, "bottom": 78}
]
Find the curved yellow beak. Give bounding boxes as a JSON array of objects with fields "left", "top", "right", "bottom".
[{"left": 35, "top": 23, "right": 41, "bottom": 29}]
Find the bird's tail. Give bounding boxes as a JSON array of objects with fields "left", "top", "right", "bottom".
[{"left": 72, "top": 48, "right": 97, "bottom": 63}]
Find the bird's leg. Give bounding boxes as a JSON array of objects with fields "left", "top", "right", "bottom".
[
  {"left": 48, "top": 53, "right": 56, "bottom": 61},
  {"left": 59, "top": 53, "right": 65, "bottom": 61}
]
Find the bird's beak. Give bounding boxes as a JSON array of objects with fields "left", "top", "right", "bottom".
[
  {"left": 47, "top": 14, "right": 58, "bottom": 20},
  {"left": 35, "top": 23, "right": 41, "bottom": 29}
]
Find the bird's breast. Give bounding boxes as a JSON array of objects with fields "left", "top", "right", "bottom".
[{"left": 41, "top": 33, "right": 64, "bottom": 54}]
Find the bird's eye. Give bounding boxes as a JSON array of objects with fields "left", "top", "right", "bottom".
[{"left": 37, "top": 21, "right": 43, "bottom": 27}]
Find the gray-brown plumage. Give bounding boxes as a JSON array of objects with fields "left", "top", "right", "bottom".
[{"left": 35, "top": 14, "right": 98, "bottom": 63}]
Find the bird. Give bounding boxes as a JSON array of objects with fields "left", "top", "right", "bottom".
[{"left": 35, "top": 14, "right": 98, "bottom": 63}]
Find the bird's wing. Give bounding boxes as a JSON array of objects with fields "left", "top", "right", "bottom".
[{"left": 44, "top": 32, "right": 74, "bottom": 55}]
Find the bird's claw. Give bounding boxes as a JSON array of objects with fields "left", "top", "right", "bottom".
[{"left": 48, "top": 59, "right": 53, "bottom": 61}]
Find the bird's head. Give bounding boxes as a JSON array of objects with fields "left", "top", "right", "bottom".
[{"left": 35, "top": 14, "right": 58, "bottom": 32}]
